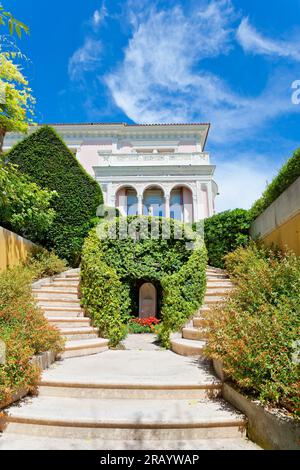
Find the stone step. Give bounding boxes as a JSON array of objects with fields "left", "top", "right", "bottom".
[
  {"left": 38, "top": 379, "right": 221, "bottom": 400},
  {"left": 4, "top": 396, "right": 247, "bottom": 440},
  {"left": 182, "top": 327, "right": 207, "bottom": 341},
  {"left": 206, "top": 273, "right": 229, "bottom": 279},
  {"left": 60, "top": 338, "right": 109, "bottom": 359},
  {"left": 60, "top": 327, "right": 99, "bottom": 341},
  {"left": 193, "top": 317, "right": 206, "bottom": 328},
  {"left": 205, "top": 288, "right": 232, "bottom": 296},
  {"left": 0, "top": 433, "right": 260, "bottom": 450},
  {"left": 171, "top": 335, "right": 206, "bottom": 357},
  {"left": 42, "top": 306, "right": 84, "bottom": 317},
  {"left": 50, "top": 279, "right": 79, "bottom": 286},
  {"left": 35, "top": 285, "right": 79, "bottom": 293},
  {"left": 204, "top": 296, "right": 226, "bottom": 304},
  {"left": 34, "top": 291, "right": 79, "bottom": 300},
  {"left": 206, "top": 279, "right": 233, "bottom": 285},
  {"left": 45, "top": 317, "right": 91, "bottom": 328},
  {"left": 37, "top": 299, "right": 81, "bottom": 308}
]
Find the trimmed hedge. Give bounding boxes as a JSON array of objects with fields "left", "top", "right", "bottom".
[
  {"left": 204, "top": 209, "right": 251, "bottom": 268},
  {"left": 81, "top": 216, "right": 207, "bottom": 347},
  {"left": 250, "top": 148, "right": 300, "bottom": 219},
  {"left": 6, "top": 126, "right": 103, "bottom": 265},
  {"left": 203, "top": 243, "right": 300, "bottom": 417},
  {"left": 159, "top": 243, "right": 207, "bottom": 347}
]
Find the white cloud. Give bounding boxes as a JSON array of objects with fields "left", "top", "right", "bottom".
[
  {"left": 92, "top": 2, "right": 108, "bottom": 29},
  {"left": 68, "top": 38, "right": 102, "bottom": 81},
  {"left": 105, "top": 1, "right": 299, "bottom": 142},
  {"left": 214, "top": 157, "right": 276, "bottom": 212},
  {"left": 105, "top": 1, "right": 236, "bottom": 123},
  {"left": 237, "top": 17, "right": 300, "bottom": 61}
]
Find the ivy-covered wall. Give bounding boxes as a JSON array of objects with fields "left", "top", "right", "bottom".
[
  {"left": 6, "top": 126, "right": 103, "bottom": 265},
  {"left": 81, "top": 216, "right": 207, "bottom": 347}
]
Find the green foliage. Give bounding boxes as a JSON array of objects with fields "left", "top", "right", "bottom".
[
  {"left": 0, "top": 52, "right": 35, "bottom": 152},
  {"left": 159, "top": 244, "right": 207, "bottom": 347},
  {"left": 250, "top": 148, "right": 300, "bottom": 219},
  {"left": 204, "top": 243, "right": 300, "bottom": 417},
  {"left": 0, "top": 161, "right": 56, "bottom": 241},
  {"left": 80, "top": 230, "right": 127, "bottom": 347},
  {"left": 81, "top": 216, "right": 207, "bottom": 347},
  {"left": 0, "top": 5, "right": 29, "bottom": 37},
  {"left": 0, "top": 251, "right": 65, "bottom": 407},
  {"left": 6, "top": 126, "right": 103, "bottom": 264},
  {"left": 204, "top": 209, "right": 251, "bottom": 268}
]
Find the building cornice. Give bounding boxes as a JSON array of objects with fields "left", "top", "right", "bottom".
[{"left": 4, "top": 122, "right": 211, "bottom": 151}]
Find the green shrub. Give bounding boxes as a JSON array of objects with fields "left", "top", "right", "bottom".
[
  {"left": 159, "top": 243, "right": 207, "bottom": 347},
  {"left": 0, "top": 251, "right": 65, "bottom": 407},
  {"left": 0, "top": 161, "right": 56, "bottom": 242},
  {"left": 204, "top": 209, "right": 251, "bottom": 268},
  {"left": 6, "top": 126, "right": 103, "bottom": 265},
  {"left": 203, "top": 244, "right": 300, "bottom": 417},
  {"left": 250, "top": 147, "right": 300, "bottom": 219},
  {"left": 80, "top": 230, "right": 127, "bottom": 347},
  {"left": 81, "top": 216, "right": 207, "bottom": 347}
]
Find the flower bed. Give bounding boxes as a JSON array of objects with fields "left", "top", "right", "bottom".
[{"left": 127, "top": 317, "right": 160, "bottom": 334}]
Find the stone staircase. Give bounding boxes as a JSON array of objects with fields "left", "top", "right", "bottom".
[
  {"left": 0, "top": 267, "right": 259, "bottom": 449},
  {"left": 0, "top": 348, "right": 258, "bottom": 450},
  {"left": 32, "top": 269, "right": 109, "bottom": 359},
  {"left": 171, "top": 267, "right": 233, "bottom": 356}
]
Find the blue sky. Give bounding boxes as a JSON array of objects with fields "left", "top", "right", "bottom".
[{"left": 6, "top": 0, "right": 300, "bottom": 211}]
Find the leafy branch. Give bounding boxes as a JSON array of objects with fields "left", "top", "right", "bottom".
[{"left": 0, "top": 5, "right": 29, "bottom": 38}]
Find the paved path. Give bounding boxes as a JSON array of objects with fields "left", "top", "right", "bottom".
[
  {"left": 122, "top": 333, "right": 164, "bottom": 351},
  {"left": 0, "top": 333, "right": 260, "bottom": 450}
]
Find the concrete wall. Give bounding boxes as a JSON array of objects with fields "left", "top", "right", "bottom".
[
  {"left": 0, "top": 226, "right": 36, "bottom": 272},
  {"left": 250, "top": 176, "right": 300, "bottom": 255}
]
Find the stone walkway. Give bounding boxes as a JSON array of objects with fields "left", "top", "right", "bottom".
[
  {"left": 0, "top": 334, "right": 260, "bottom": 450},
  {"left": 121, "top": 333, "right": 162, "bottom": 350}
]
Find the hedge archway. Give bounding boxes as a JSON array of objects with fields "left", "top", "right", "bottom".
[{"left": 81, "top": 216, "right": 207, "bottom": 347}]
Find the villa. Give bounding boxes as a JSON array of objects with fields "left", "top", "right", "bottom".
[{"left": 4, "top": 122, "right": 218, "bottom": 222}]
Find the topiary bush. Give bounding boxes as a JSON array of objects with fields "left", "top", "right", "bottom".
[
  {"left": 6, "top": 126, "right": 103, "bottom": 265},
  {"left": 81, "top": 216, "right": 207, "bottom": 347},
  {"left": 203, "top": 243, "right": 300, "bottom": 417},
  {"left": 250, "top": 147, "right": 300, "bottom": 220},
  {"left": 204, "top": 209, "right": 251, "bottom": 268}
]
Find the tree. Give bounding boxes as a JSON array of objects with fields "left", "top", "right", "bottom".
[
  {"left": 0, "top": 52, "right": 35, "bottom": 152},
  {"left": 0, "top": 4, "right": 29, "bottom": 37},
  {"left": 0, "top": 161, "right": 56, "bottom": 242}
]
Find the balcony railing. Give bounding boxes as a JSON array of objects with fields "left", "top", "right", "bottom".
[{"left": 97, "top": 152, "right": 210, "bottom": 166}]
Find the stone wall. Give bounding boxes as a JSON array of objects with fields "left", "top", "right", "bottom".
[
  {"left": 250, "top": 176, "right": 300, "bottom": 255},
  {"left": 0, "top": 226, "right": 37, "bottom": 272}
]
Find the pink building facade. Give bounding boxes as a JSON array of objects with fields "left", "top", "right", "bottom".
[{"left": 5, "top": 123, "right": 218, "bottom": 223}]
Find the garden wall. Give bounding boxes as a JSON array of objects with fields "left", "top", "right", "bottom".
[
  {"left": 0, "top": 226, "right": 36, "bottom": 272},
  {"left": 250, "top": 176, "right": 300, "bottom": 255}
]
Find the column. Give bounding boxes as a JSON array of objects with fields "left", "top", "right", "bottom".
[
  {"left": 165, "top": 195, "right": 170, "bottom": 219},
  {"left": 137, "top": 194, "right": 143, "bottom": 216}
]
